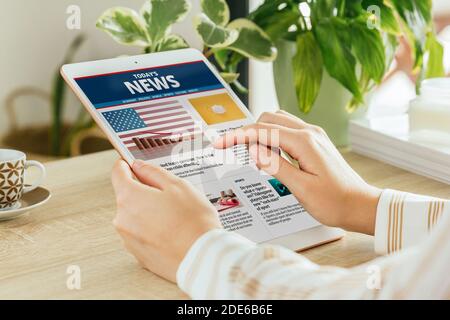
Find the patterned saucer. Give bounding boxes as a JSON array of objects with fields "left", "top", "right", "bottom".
[{"left": 0, "top": 187, "right": 51, "bottom": 221}]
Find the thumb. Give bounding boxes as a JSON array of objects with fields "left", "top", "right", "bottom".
[
  {"left": 111, "top": 159, "right": 135, "bottom": 192},
  {"left": 132, "top": 160, "right": 178, "bottom": 190}
]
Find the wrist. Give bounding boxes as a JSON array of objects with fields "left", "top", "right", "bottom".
[
  {"left": 177, "top": 222, "right": 222, "bottom": 270},
  {"left": 342, "top": 185, "right": 382, "bottom": 235}
]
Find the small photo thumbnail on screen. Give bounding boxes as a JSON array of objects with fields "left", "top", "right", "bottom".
[
  {"left": 268, "top": 178, "right": 291, "bottom": 197},
  {"left": 208, "top": 189, "right": 243, "bottom": 213}
]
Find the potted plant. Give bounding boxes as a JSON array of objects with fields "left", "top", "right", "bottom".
[
  {"left": 249, "top": 0, "right": 445, "bottom": 146},
  {"left": 2, "top": 35, "right": 111, "bottom": 159},
  {"left": 96, "top": 0, "right": 277, "bottom": 94}
]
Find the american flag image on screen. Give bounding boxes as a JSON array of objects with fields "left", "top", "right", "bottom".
[{"left": 101, "top": 100, "right": 202, "bottom": 159}]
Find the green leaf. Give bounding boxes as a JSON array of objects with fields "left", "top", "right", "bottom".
[
  {"left": 384, "top": 33, "right": 399, "bottom": 72},
  {"left": 248, "top": 0, "right": 290, "bottom": 24},
  {"left": 351, "top": 18, "right": 386, "bottom": 84},
  {"left": 311, "top": 0, "right": 338, "bottom": 20},
  {"left": 96, "top": 7, "right": 149, "bottom": 46},
  {"left": 201, "top": 0, "right": 230, "bottom": 26},
  {"left": 424, "top": 32, "right": 445, "bottom": 79},
  {"left": 362, "top": 0, "right": 400, "bottom": 35},
  {"left": 220, "top": 72, "right": 240, "bottom": 83},
  {"left": 249, "top": 1, "right": 300, "bottom": 41},
  {"left": 140, "top": 0, "right": 191, "bottom": 44},
  {"left": 412, "top": 0, "right": 433, "bottom": 24},
  {"left": 412, "top": 39, "right": 424, "bottom": 73},
  {"left": 227, "top": 18, "right": 277, "bottom": 61},
  {"left": 347, "top": 69, "right": 372, "bottom": 113},
  {"left": 391, "top": 0, "right": 431, "bottom": 39},
  {"left": 214, "top": 49, "right": 230, "bottom": 70},
  {"left": 292, "top": 32, "right": 323, "bottom": 114},
  {"left": 343, "top": 0, "right": 364, "bottom": 17},
  {"left": 156, "top": 34, "right": 189, "bottom": 51},
  {"left": 194, "top": 13, "right": 239, "bottom": 48},
  {"left": 261, "top": 10, "right": 300, "bottom": 41},
  {"left": 314, "top": 17, "right": 362, "bottom": 103},
  {"left": 390, "top": 0, "right": 433, "bottom": 73}
]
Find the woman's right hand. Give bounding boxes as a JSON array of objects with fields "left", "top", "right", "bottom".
[{"left": 214, "top": 111, "right": 382, "bottom": 235}]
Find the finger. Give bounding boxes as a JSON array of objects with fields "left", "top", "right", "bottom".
[
  {"left": 111, "top": 159, "right": 135, "bottom": 193},
  {"left": 213, "top": 123, "right": 300, "bottom": 157},
  {"left": 258, "top": 111, "right": 308, "bottom": 130},
  {"left": 277, "top": 109, "right": 301, "bottom": 118},
  {"left": 277, "top": 110, "right": 310, "bottom": 123},
  {"left": 248, "top": 143, "right": 309, "bottom": 196},
  {"left": 132, "top": 160, "right": 178, "bottom": 190}
]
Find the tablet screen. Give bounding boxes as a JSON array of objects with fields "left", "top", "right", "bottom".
[{"left": 74, "top": 59, "right": 319, "bottom": 243}]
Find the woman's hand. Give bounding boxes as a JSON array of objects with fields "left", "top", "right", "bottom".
[
  {"left": 111, "top": 160, "right": 221, "bottom": 282},
  {"left": 214, "top": 111, "right": 382, "bottom": 235}
]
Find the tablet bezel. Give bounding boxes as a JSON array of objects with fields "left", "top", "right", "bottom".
[{"left": 61, "top": 48, "right": 344, "bottom": 251}]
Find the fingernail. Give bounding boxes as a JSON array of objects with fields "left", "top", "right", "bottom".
[{"left": 133, "top": 160, "right": 145, "bottom": 170}]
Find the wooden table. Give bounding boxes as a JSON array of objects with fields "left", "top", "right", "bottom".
[{"left": 1, "top": 150, "right": 449, "bottom": 299}]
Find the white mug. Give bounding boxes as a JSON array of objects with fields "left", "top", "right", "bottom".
[{"left": 0, "top": 149, "right": 46, "bottom": 210}]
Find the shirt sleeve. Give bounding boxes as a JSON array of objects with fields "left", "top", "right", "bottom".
[
  {"left": 374, "top": 189, "right": 449, "bottom": 255},
  {"left": 176, "top": 192, "right": 450, "bottom": 300}
]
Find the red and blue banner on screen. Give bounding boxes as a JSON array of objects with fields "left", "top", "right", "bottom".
[{"left": 75, "top": 61, "right": 224, "bottom": 109}]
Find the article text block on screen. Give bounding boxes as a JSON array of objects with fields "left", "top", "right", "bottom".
[{"left": 189, "top": 93, "right": 246, "bottom": 125}]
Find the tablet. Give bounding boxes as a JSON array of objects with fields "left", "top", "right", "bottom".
[{"left": 61, "top": 48, "right": 344, "bottom": 251}]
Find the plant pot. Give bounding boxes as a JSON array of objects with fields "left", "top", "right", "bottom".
[
  {"left": 1, "top": 87, "right": 112, "bottom": 160},
  {"left": 2, "top": 125, "right": 112, "bottom": 160},
  {"left": 273, "top": 39, "right": 367, "bottom": 147},
  {"left": 2, "top": 125, "right": 70, "bottom": 161}
]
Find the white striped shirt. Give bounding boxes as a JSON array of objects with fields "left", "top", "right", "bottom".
[{"left": 176, "top": 189, "right": 449, "bottom": 299}]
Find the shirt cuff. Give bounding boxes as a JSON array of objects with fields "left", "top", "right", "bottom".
[
  {"left": 374, "top": 189, "right": 443, "bottom": 255},
  {"left": 374, "top": 189, "right": 403, "bottom": 255},
  {"left": 176, "top": 228, "right": 256, "bottom": 299}
]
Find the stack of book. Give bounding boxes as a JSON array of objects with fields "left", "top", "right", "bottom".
[{"left": 349, "top": 115, "right": 450, "bottom": 185}]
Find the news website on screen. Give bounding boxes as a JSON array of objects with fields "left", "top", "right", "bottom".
[{"left": 75, "top": 60, "right": 319, "bottom": 242}]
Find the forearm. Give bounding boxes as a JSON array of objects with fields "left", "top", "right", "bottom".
[
  {"left": 177, "top": 218, "right": 450, "bottom": 300},
  {"left": 177, "top": 190, "right": 449, "bottom": 299},
  {"left": 177, "top": 229, "right": 357, "bottom": 299}
]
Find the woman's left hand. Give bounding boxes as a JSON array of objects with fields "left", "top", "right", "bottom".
[{"left": 111, "top": 159, "right": 222, "bottom": 282}]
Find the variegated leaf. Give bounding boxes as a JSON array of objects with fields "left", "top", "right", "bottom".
[
  {"left": 194, "top": 13, "right": 238, "bottom": 48},
  {"left": 96, "top": 7, "right": 149, "bottom": 47},
  {"left": 156, "top": 34, "right": 189, "bottom": 51},
  {"left": 227, "top": 19, "right": 277, "bottom": 61},
  {"left": 201, "top": 0, "right": 230, "bottom": 26},
  {"left": 141, "top": 0, "right": 191, "bottom": 44}
]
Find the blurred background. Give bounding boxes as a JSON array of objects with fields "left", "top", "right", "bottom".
[
  {"left": 0, "top": 0, "right": 203, "bottom": 161},
  {"left": 1, "top": 0, "right": 450, "bottom": 162}
]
